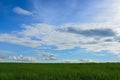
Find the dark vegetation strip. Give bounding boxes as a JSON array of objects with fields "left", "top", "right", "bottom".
[{"left": 0, "top": 63, "right": 119, "bottom": 80}]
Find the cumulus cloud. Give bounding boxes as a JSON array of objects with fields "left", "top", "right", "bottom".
[
  {"left": 79, "top": 58, "right": 96, "bottom": 63},
  {"left": 35, "top": 52, "right": 57, "bottom": 61},
  {"left": 49, "top": 57, "right": 57, "bottom": 60},
  {"left": 1, "top": 23, "right": 120, "bottom": 56},
  {"left": 35, "top": 52, "right": 56, "bottom": 57},
  {"left": 9, "top": 54, "right": 36, "bottom": 62},
  {"left": 43, "top": 57, "right": 57, "bottom": 61},
  {"left": 13, "top": 7, "right": 32, "bottom": 15},
  {"left": 42, "top": 53, "right": 56, "bottom": 57},
  {"left": 0, "top": 34, "right": 42, "bottom": 47}
]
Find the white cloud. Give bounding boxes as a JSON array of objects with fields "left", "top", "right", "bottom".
[
  {"left": 35, "top": 52, "right": 56, "bottom": 57},
  {"left": 0, "top": 34, "right": 42, "bottom": 47},
  {"left": 79, "top": 58, "right": 96, "bottom": 63},
  {"left": 92, "top": 53, "right": 107, "bottom": 56},
  {"left": 89, "top": 0, "right": 120, "bottom": 23},
  {"left": 35, "top": 52, "right": 57, "bottom": 61},
  {"left": 2, "top": 0, "right": 120, "bottom": 62},
  {"left": 13, "top": 7, "right": 32, "bottom": 15},
  {"left": 31, "top": 0, "right": 120, "bottom": 25},
  {"left": 49, "top": 57, "right": 57, "bottom": 60},
  {"left": 1, "top": 23, "right": 120, "bottom": 56},
  {"left": 62, "top": 59, "right": 80, "bottom": 63},
  {"left": 42, "top": 53, "right": 56, "bottom": 57},
  {"left": 62, "top": 58, "right": 97, "bottom": 63},
  {"left": 9, "top": 54, "right": 36, "bottom": 62},
  {"left": 43, "top": 57, "right": 57, "bottom": 61}
]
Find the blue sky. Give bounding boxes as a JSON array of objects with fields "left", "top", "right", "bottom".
[{"left": 0, "top": 0, "right": 120, "bottom": 63}]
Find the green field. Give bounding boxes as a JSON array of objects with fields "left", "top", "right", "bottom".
[{"left": 0, "top": 63, "right": 120, "bottom": 80}]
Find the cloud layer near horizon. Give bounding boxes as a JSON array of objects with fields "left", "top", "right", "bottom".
[{"left": 1, "top": 23, "right": 120, "bottom": 55}]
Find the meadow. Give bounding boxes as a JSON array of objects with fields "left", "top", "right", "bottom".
[{"left": 0, "top": 63, "right": 119, "bottom": 80}]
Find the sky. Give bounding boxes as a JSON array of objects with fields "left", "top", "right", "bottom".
[{"left": 0, "top": 0, "right": 120, "bottom": 63}]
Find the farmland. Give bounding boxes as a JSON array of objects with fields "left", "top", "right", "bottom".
[{"left": 0, "top": 63, "right": 120, "bottom": 80}]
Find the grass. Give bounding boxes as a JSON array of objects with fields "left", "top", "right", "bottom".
[{"left": 0, "top": 63, "right": 120, "bottom": 80}]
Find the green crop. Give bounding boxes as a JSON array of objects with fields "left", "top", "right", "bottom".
[{"left": 0, "top": 63, "right": 119, "bottom": 80}]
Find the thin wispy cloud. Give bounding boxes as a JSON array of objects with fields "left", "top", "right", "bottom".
[{"left": 13, "top": 7, "right": 32, "bottom": 15}]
